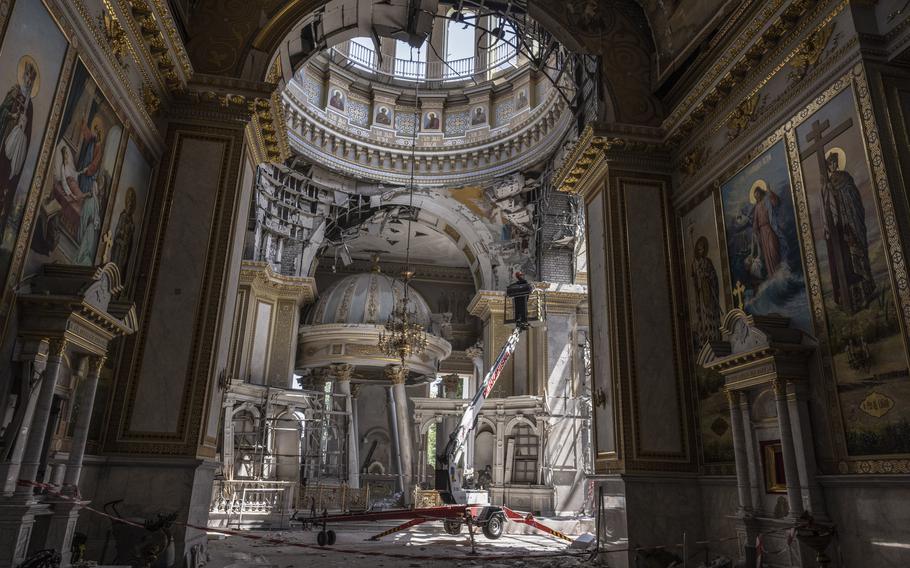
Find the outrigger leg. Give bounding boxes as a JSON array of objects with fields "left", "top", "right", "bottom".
[{"left": 368, "top": 518, "right": 426, "bottom": 541}]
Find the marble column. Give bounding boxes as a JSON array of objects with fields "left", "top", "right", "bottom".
[
  {"left": 0, "top": 343, "right": 51, "bottom": 568},
  {"left": 786, "top": 382, "right": 825, "bottom": 514},
  {"left": 222, "top": 402, "right": 235, "bottom": 480},
  {"left": 61, "top": 355, "right": 104, "bottom": 495},
  {"left": 465, "top": 345, "right": 484, "bottom": 475},
  {"left": 350, "top": 383, "right": 361, "bottom": 476},
  {"left": 0, "top": 344, "right": 49, "bottom": 496},
  {"left": 17, "top": 339, "right": 67, "bottom": 495},
  {"left": 739, "top": 393, "right": 763, "bottom": 513},
  {"left": 386, "top": 364, "right": 414, "bottom": 504},
  {"left": 330, "top": 363, "right": 358, "bottom": 488},
  {"left": 386, "top": 386, "right": 404, "bottom": 494},
  {"left": 772, "top": 379, "right": 804, "bottom": 517},
  {"left": 726, "top": 390, "right": 752, "bottom": 512}
]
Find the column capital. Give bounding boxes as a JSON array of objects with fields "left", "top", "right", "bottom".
[
  {"left": 771, "top": 378, "right": 787, "bottom": 397},
  {"left": 88, "top": 355, "right": 106, "bottom": 374},
  {"left": 47, "top": 338, "right": 67, "bottom": 358},
  {"left": 442, "top": 373, "right": 461, "bottom": 396},
  {"left": 384, "top": 364, "right": 409, "bottom": 385},
  {"left": 465, "top": 344, "right": 484, "bottom": 361},
  {"left": 350, "top": 383, "right": 362, "bottom": 398},
  {"left": 329, "top": 363, "right": 355, "bottom": 382}
]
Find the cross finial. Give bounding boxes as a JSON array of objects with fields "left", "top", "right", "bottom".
[
  {"left": 100, "top": 230, "right": 114, "bottom": 265},
  {"left": 733, "top": 280, "right": 746, "bottom": 310}
]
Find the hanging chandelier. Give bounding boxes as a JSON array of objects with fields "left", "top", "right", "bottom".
[
  {"left": 378, "top": 271, "right": 428, "bottom": 361},
  {"left": 377, "top": 66, "right": 428, "bottom": 365}
]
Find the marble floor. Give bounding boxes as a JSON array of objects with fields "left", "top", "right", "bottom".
[{"left": 206, "top": 526, "right": 594, "bottom": 567}]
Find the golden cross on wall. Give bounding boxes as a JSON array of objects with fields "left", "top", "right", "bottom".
[
  {"left": 100, "top": 230, "right": 114, "bottom": 265},
  {"left": 733, "top": 281, "right": 746, "bottom": 310}
]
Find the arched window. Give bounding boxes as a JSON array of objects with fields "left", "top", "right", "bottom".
[
  {"left": 489, "top": 19, "right": 518, "bottom": 79},
  {"left": 348, "top": 37, "right": 375, "bottom": 70},
  {"left": 445, "top": 11, "right": 475, "bottom": 79},
  {"left": 395, "top": 39, "right": 427, "bottom": 79}
]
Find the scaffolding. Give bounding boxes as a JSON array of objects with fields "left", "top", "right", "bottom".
[{"left": 227, "top": 384, "right": 352, "bottom": 486}]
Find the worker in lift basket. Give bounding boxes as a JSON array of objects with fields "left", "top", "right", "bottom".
[{"left": 506, "top": 271, "right": 533, "bottom": 328}]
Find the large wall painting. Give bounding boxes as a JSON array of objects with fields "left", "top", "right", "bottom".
[
  {"left": 27, "top": 58, "right": 124, "bottom": 272},
  {"left": 681, "top": 192, "right": 733, "bottom": 470},
  {"left": 103, "top": 135, "right": 153, "bottom": 295},
  {"left": 0, "top": 0, "right": 68, "bottom": 291},
  {"left": 720, "top": 140, "right": 811, "bottom": 332},
  {"left": 792, "top": 84, "right": 910, "bottom": 457}
]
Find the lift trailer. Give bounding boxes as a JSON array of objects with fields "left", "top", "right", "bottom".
[{"left": 296, "top": 275, "right": 567, "bottom": 546}]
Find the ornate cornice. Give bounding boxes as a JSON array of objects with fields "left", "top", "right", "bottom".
[
  {"left": 239, "top": 261, "right": 317, "bottom": 304},
  {"left": 665, "top": 0, "right": 844, "bottom": 146},
  {"left": 552, "top": 127, "right": 667, "bottom": 196}
]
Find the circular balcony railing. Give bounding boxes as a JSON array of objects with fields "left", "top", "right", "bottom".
[{"left": 329, "top": 40, "right": 520, "bottom": 85}]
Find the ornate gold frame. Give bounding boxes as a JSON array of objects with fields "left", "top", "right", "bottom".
[{"left": 784, "top": 65, "right": 910, "bottom": 474}]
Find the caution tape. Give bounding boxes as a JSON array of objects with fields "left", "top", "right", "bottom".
[{"left": 16, "top": 480, "right": 592, "bottom": 562}]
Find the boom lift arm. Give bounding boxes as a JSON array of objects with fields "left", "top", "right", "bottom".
[{"left": 436, "top": 274, "right": 534, "bottom": 504}]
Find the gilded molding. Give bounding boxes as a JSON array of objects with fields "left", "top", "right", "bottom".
[
  {"left": 239, "top": 261, "right": 317, "bottom": 304},
  {"left": 788, "top": 21, "right": 837, "bottom": 81},
  {"left": 666, "top": 0, "right": 845, "bottom": 146},
  {"left": 122, "top": 0, "right": 183, "bottom": 91},
  {"left": 553, "top": 126, "right": 667, "bottom": 195}
]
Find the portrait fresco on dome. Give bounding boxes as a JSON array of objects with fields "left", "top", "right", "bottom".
[
  {"left": 423, "top": 111, "right": 440, "bottom": 130},
  {"left": 681, "top": 192, "right": 733, "bottom": 470},
  {"left": 374, "top": 105, "right": 392, "bottom": 126},
  {"left": 795, "top": 86, "right": 910, "bottom": 456},
  {"left": 27, "top": 59, "right": 124, "bottom": 271},
  {"left": 103, "top": 136, "right": 153, "bottom": 295},
  {"left": 471, "top": 106, "right": 487, "bottom": 126},
  {"left": 516, "top": 89, "right": 528, "bottom": 109},
  {"left": 329, "top": 88, "right": 345, "bottom": 111},
  {"left": 720, "top": 140, "right": 810, "bottom": 332},
  {"left": 0, "top": 0, "right": 68, "bottom": 293}
]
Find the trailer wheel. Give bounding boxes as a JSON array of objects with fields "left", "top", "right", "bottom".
[
  {"left": 443, "top": 520, "right": 462, "bottom": 535},
  {"left": 317, "top": 530, "right": 327, "bottom": 546},
  {"left": 482, "top": 513, "right": 504, "bottom": 540},
  {"left": 326, "top": 530, "right": 337, "bottom": 545}
]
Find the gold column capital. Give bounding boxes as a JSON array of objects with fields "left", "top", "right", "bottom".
[
  {"left": 329, "top": 363, "right": 355, "bottom": 382},
  {"left": 47, "top": 338, "right": 67, "bottom": 358},
  {"left": 88, "top": 355, "right": 107, "bottom": 375},
  {"left": 384, "top": 364, "right": 409, "bottom": 385}
]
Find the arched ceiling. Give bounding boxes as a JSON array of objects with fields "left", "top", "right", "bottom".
[{"left": 183, "top": 0, "right": 668, "bottom": 126}]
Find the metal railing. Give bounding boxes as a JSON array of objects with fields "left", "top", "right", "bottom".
[
  {"left": 331, "top": 40, "right": 519, "bottom": 83},
  {"left": 297, "top": 483, "right": 370, "bottom": 513}
]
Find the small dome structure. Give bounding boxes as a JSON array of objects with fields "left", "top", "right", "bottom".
[{"left": 307, "top": 269, "right": 432, "bottom": 327}]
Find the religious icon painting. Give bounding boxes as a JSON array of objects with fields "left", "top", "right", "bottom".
[
  {"left": 423, "top": 111, "right": 440, "bottom": 130},
  {"left": 680, "top": 192, "right": 733, "bottom": 470},
  {"left": 103, "top": 135, "right": 153, "bottom": 295},
  {"left": 374, "top": 105, "right": 392, "bottom": 126},
  {"left": 793, "top": 85, "right": 910, "bottom": 456},
  {"left": 26, "top": 58, "right": 124, "bottom": 273},
  {"left": 516, "top": 89, "right": 528, "bottom": 109},
  {"left": 471, "top": 105, "right": 487, "bottom": 126},
  {"left": 0, "top": 0, "right": 68, "bottom": 293},
  {"left": 328, "top": 88, "right": 345, "bottom": 112},
  {"left": 719, "top": 140, "right": 811, "bottom": 332}
]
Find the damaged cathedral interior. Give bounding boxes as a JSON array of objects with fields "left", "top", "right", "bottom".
[{"left": 1, "top": 0, "right": 910, "bottom": 567}]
